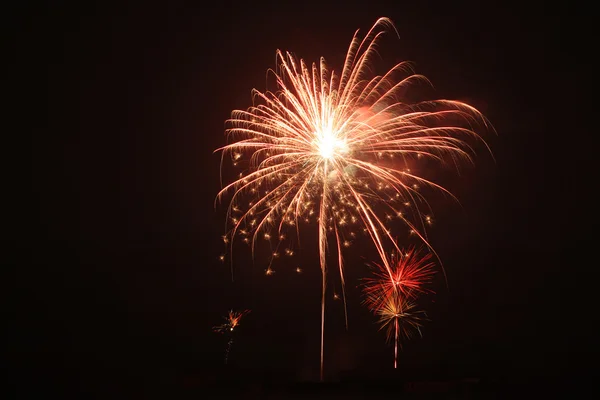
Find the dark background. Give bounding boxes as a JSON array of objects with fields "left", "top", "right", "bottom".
[{"left": 13, "top": 0, "right": 594, "bottom": 396}]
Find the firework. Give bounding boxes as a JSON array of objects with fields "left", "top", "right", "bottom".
[
  {"left": 215, "top": 17, "right": 490, "bottom": 380},
  {"left": 362, "top": 247, "right": 434, "bottom": 368},
  {"left": 363, "top": 246, "right": 435, "bottom": 310},
  {"left": 213, "top": 309, "right": 250, "bottom": 364},
  {"left": 213, "top": 309, "right": 250, "bottom": 333},
  {"left": 366, "top": 291, "right": 426, "bottom": 369}
]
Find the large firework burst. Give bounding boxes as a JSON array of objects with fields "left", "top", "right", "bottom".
[
  {"left": 215, "top": 17, "right": 490, "bottom": 380},
  {"left": 213, "top": 309, "right": 250, "bottom": 334}
]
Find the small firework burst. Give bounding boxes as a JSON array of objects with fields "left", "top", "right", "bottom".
[
  {"left": 363, "top": 246, "right": 435, "bottom": 310},
  {"left": 362, "top": 247, "right": 434, "bottom": 368},
  {"left": 370, "top": 291, "right": 426, "bottom": 369},
  {"left": 213, "top": 309, "right": 251, "bottom": 364},
  {"left": 213, "top": 309, "right": 250, "bottom": 333}
]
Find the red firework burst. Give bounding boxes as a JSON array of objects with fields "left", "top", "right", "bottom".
[{"left": 363, "top": 246, "right": 435, "bottom": 312}]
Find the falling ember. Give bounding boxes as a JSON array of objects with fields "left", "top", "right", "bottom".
[{"left": 215, "top": 17, "right": 491, "bottom": 380}]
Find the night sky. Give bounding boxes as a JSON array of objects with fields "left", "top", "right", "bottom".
[{"left": 15, "top": 0, "right": 594, "bottom": 394}]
